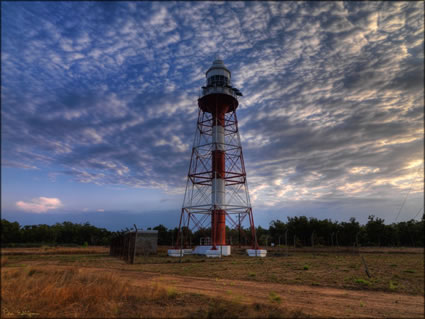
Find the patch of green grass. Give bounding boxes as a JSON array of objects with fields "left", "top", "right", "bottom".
[
  {"left": 354, "top": 278, "right": 371, "bottom": 286},
  {"left": 389, "top": 280, "right": 398, "bottom": 290},
  {"left": 17, "top": 310, "right": 40, "bottom": 318},
  {"left": 403, "top": 269, "right": 415, "bottom": 273},
  {"left": 390, "top": 264, "right": 397, "bottom": 267},
  {"left": 27, "top": 269, "right": 37, "bottom": 277},
  {"left": 268, "top": 291, "right": 281, "bottom": 304},
  {"left": 303, "top": 265, "right": 309, "bottom": 270},
  {"left": 166, "top": 286, "right": 178, "bottom": 299}
]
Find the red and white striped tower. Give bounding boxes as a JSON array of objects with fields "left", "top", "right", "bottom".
[{"left": 169, "top": 58, "right": 266, "bottom": 257}]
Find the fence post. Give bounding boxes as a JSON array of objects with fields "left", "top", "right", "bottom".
[
  {"left": 238, "top": 213, "right": 241, "bottom": 248},
  {"left": 120, "top": 233, "right": 124, "bottom": 259},
  {"left": 285, "top": 229, "right": 288, "bottom": 256},
  {"left": 132, "top": 224, "right": 138, "bottom": 264},
  {"left": 127, "top": 233, "right": 131, "bottom": 262},
  {"left": 355, "top": 231, "right": 360, "bottom": 255},
  {"left": 336, "top": 231, "right": 339, "bottom": 248},
  {"left": 311, "top": 231, "right": 315, "bottom": 248},
  {"left": 179, "top": 226, "right": 183, "bottom": 263},
  {"left": 361, "top": 256, "right": 372, "bottom": 278}
]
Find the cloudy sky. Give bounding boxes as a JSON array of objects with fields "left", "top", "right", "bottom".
[{"left": 2, "top": 1, "right": 424, "bottom": 231}]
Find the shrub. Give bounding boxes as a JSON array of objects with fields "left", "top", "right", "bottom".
[
  {"left": 355, "top": 278, "right": 371, "bottom": 286},
  {"left": 166, "top": 286, "right": 178, "bottom": 299},
  {"left": 403, "top": 270, "right": 415, "bottom": 273},
  {"left": 389, "top": 280, "right": 398, "bottom": 290},
  {"left": 269, "top": 291, "right": 281, "bottom": 304},
  {"left": 27, "top": 269, "right": 37, "bottom": 277}
]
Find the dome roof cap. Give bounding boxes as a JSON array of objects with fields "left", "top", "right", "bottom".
[{"left": 206, "top": 56, "right": 231, "bottom": 77}]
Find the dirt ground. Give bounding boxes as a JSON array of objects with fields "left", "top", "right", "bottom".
[
  {"left": 2, "top": 247, "right": 424, "bottom": 318},
  {"left": 75, "top": 265, "right": 423, "bottom": 318}
]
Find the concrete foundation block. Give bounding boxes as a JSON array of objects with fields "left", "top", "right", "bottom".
[
  {"left": 246, "top": 249, "right": 267, "bottom": 257},
  {"left": 194, "top": 245, "right": 231, "bottom": 256},
  {"left": 168, "top": 249, "right": 186, "bottom": 257},
  {"left": 205, "top": 249, "right": 222, "bottom": 258}
]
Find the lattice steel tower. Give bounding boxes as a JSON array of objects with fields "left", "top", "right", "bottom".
[{"left": 172, "top": 58, "right": 262, "bottom": 257}]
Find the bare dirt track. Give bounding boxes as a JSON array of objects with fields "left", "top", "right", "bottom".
[
  {"left": 109, "top": 270, "right": 424, "bottom": 318},
  {"left": 37, "top": 264, "right": 424, "bottom": 318}
]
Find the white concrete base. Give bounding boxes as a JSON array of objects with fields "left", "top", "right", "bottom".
[
  {"left": 205, "top": 249, "right": 222, "bottom": 258},
  {"left": 219, "top": 245, "right": 231, "bottom": 256},
  {"left": 246, "top": 249, "right": 267, "bottom": 257},
  {"left": 170, "top": 246, "right": 232, "bottom": 257},
  {"left": 168, "top": 249, "right": 193, "bottom": 257},
  {"left": 193, "top": 245, "right": 212, "bottom": 255},
  {"left": 168, "top": 249, "right": 183, "bottom": 257},
  {"left": 193, "top": 245, "right": 231, "bottom": 257}
]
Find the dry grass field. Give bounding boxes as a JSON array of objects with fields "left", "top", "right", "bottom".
[{"left": 1, "top": 246, "right": 424, "bottom": 318}]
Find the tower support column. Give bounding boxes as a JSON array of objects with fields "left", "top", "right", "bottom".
[{"left": 212, "top": 111, "right": 226, "bottom": 248}]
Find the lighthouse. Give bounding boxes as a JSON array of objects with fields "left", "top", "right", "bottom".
[{"left": 168, "top": 58, "right": 266, "bottom": 257}]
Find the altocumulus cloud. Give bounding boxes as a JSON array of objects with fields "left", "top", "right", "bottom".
[
  {"left": 16, "top": 197, "right": 63, "bottom": 213},
  {"left": 1, "top": 1, "right": 424, "bottom": 222}
]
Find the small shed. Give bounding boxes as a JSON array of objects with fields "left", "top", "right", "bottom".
[{"left": 135, "top": 230, "right": 158, "bottom": 255}]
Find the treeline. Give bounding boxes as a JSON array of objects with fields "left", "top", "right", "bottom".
[
  {"left": 263, "top": 215, "right": 424, "bottom": 247},
  {"left": 2, "top": 215, "right": 424, "bottom": 247},
  {"left": 160, "top": 215, "right": 424, "bottom": 247},
  {"left": 1, "top": 220, "right": 111, "bottom": 247}
]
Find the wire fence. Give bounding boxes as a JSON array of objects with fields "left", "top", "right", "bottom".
[
  {"left": 109, "top": 230, "right": 138, "bottom": 264},
  {"left": 110, "top": 226, "right": 159, "bottom": 264}
]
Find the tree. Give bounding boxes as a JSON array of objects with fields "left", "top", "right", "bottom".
[
  {"left": 269, "top": 220, "right": 287, "bottom": 245},
  {"left": 365, "top": 215, "right": 386, "bottom": 246},
  {"left": 1, "top": 219, "right": 21, "bottom": 244},
  {"left": 339, "top": 217, "right": 361, "bottom": 246},
  {"left": 153, "top": 224, "right": 169, "bottom": 245}
]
